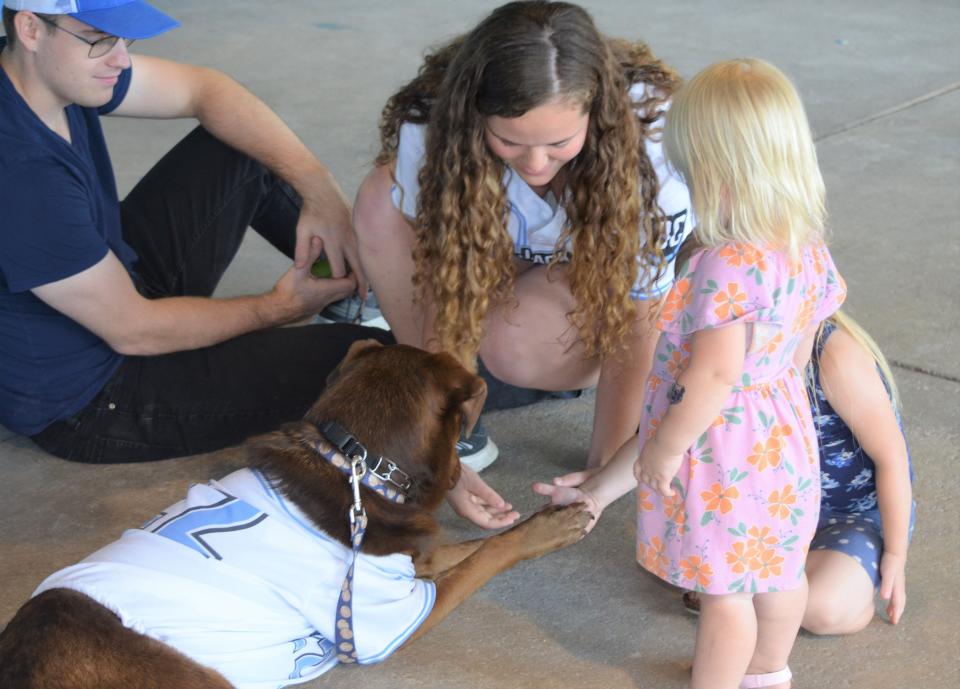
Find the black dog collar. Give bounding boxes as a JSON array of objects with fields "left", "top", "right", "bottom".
[{"left": 318, "top": 420, "right": 412, "bottom": 495}]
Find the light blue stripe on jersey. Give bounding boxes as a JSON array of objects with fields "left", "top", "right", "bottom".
[
  {"left": 509, "top": 201, "right": 529, "bottom": 247},
  {"left": 147, "top": 492, "right": 267, "bottom": 561},
  {"left": 288, "top": 631, "right": 336, "bottom": 680}
]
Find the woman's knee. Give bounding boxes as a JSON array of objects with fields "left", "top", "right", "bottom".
[
  {"left": 353, "top": 165, "right": 407, "bottom": 247},
  {"left": 477, "top": 321, "right": 536, "bottom": 385},
  {"left": 478, "top": 318, "right": 596, "bottom": 389},
  {"left": 478, "top": 267, "right": 595, "bottom": 387}
]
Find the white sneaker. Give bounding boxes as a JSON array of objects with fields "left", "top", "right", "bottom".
[
  {"left": 456, "top": 421, "right": 499, "bottom": 473},
  {"left": 315, "top": 292, "right": 390, "bottom": 331}
]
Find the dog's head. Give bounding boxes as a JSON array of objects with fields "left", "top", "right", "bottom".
[{"left": 246, "top": 340, "right": 486, "bottom": 556}]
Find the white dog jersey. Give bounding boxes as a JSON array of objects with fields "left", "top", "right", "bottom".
[
  {"left": 34, "top": 469, "right": 435, "bottom": 689},
  {"left": 392, "top": 83, "right": 694, "bottom": 300}
]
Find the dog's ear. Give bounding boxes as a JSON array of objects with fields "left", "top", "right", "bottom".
[
  {"left": 459, "top": 374, "right": 487, "bottom": 438},
  {"left": 429, "top": 350, "right": 487, "bottom": 437},
  {"left": 326, "top": 339, "right": 384, "bottom": 387},
  {"left": 345, "top": 338, "right": 384, "bottom": 359}
]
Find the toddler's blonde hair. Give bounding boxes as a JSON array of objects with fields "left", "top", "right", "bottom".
[{"left": 665, "top": 58, "right": 825, "bottom": 258}]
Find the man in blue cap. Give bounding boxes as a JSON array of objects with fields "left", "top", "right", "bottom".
[{"left": 0, "top": 1, "right": 393, "bottom": 462}]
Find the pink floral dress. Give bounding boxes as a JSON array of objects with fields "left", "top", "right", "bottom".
[{"left": 636, "top": 241, "right": 846, "bottom": 594}]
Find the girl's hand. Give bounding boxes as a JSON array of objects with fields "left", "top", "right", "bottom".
[
  {"left": 532, "top": 470, "right": 602, "bottom": 533},
  {"left": 634, "top": 440, "right": 684, "bottom": 497},
  {"left": 879, "top": 551, "right": 908, "bottom": 625}
]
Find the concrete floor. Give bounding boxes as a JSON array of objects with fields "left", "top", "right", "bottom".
[{"left": 2, "top": 1, "right": 958, "bottom": 687}]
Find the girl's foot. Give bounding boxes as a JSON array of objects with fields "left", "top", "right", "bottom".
[{"left": 740, "top": 666, "right": 791, "bottom": 688}]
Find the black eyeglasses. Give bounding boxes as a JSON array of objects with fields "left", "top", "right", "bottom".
[{"left": 37, "top": 15, "right": 135, "bottom": 59}]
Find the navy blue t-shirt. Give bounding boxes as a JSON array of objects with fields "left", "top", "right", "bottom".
[{"left": 0, "top": 37, "right": 137, "bottom": 435}]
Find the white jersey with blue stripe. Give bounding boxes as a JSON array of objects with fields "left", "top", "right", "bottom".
[
  {"left": 34, "top": 469, "right": 435, "bottom": 689},
  {"left": 391, "top": 83, "right": 694, "bottom": 300}
]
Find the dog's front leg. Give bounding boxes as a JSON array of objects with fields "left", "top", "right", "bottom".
[
  {"left": 402, "top": 503, "right": 590, "bottom": 646},
  {"left": 414, "top": 540, "right": 485, "bottom": 579}
]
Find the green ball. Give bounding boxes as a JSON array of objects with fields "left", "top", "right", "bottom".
[{"left": 311, "top": 258, "right": 333, "bottom": 279}]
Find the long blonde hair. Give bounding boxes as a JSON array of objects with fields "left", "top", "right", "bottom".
[
  {"left": 376, "top": 1, "right": 679, "bottom": 366},
  {"left": 821, "top": 310, "right": 901, "bottom": 411},
  {"left": 664, "top": 58, "right": 825, "bottom": 259}
]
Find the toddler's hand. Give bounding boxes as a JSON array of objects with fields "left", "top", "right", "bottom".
[
  {"left": 634, "top": 440, "right": 683, "bottom": 497},
  {"left": 879, "top": 551, "right": 907, "bottom": 625}
]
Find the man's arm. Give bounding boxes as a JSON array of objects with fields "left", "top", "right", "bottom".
[
  {"left": 32, "top": 251, "right": 354, "bottom": 356},
  {"left": 111, "top": 55, "right": 363, "bottom": 284}
]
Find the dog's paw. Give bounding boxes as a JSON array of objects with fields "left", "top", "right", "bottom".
[{"left": 510, "top": 503, "right": 592, "bottom": 559}]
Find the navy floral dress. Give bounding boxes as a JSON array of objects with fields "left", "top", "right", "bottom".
[{"left": 806, "top": 320, "right": 915, "bottom": 585}]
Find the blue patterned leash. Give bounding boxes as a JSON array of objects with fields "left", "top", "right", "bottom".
[{"left": 314, "top": 421, "right": 411, "bottom": 664}]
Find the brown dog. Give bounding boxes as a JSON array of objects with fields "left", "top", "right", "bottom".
[{"left": 0, "top": 341, "right": 589, "bottom": 689}]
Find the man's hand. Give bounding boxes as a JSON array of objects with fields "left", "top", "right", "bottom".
[
  {"left": 294, "top": 177, "right": 368, "bottom": 295},
  {"left": 271, "top": 262, "right": 356, "bottom": 320},
  {"left": 447, "top": 466, "right": 520, "bottom": 529}
]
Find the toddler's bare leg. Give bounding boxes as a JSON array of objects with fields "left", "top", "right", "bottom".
[
  {"left": 691, "top": 592, "right": 756, "bottom": 689},
  {"left": 747, "top": 576, "right": 808, "bottom": 689}
]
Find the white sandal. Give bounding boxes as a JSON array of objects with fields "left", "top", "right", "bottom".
[{"left": 740, "top": 666, "right": 791, "bottom": 688}]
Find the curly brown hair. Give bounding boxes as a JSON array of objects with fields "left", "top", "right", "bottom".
[{"left": 377, "top": 1, "right": 680, "bottom": 366}]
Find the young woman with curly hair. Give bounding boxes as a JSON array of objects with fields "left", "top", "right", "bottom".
[{"left": 353, "top": 1, "right": 693, "bottom": 528}]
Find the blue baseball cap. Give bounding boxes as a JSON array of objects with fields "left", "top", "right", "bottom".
[{"left": 3, "top": 1, "right": 180, "bottom": 39}]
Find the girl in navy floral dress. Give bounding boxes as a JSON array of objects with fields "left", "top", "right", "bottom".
[{"left": 801, "top": 310, "right": 914, "bottom": 634}]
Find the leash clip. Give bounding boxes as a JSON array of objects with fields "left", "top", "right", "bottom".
[{"left": 348, "top": 454, "right": 367, "bottom": 524}]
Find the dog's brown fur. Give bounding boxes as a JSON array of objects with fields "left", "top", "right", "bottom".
[{"left": 0, "top": 341, "right": 590, "bottom": 689}]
